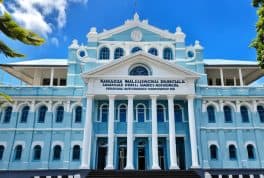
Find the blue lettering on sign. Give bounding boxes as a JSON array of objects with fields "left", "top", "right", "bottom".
[{"left": 100, "top": 79, "right": 186, "bottom": 91}]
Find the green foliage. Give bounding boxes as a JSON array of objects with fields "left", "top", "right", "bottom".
[
  {"left": 0, "top": 40, "right": 24, "bottom": 57},
  {"left": 251, "top": 0, "right": 264, "bottom": 68},
  {"left": 0, "top": 1, "right": 44, "bottom": 58},
  {"left": 0, "top": 93, "right": 13, "bottom": 107}
]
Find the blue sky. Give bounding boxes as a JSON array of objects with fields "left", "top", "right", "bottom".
[{"left": 0, "top": 0, "right": 258, "bottom": 63}]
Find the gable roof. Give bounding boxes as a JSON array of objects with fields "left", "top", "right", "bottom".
[
  {"left": 81, "top": 51, "right": 200, "bottom": 78},
  {"left": 204, "top": 59, "right": 258, "bottom": 67},
  {"left": 0, "top": 59, "right": 67, "bottom": 67}
]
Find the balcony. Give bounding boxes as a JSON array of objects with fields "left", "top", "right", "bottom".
[
  {"left": 197, "top": 85, "right": 264, "bottom": 97},
  {"left": 0, "top": 86, "right": 84, "bottom": 96}
]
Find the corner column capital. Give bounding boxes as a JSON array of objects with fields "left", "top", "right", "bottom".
[
  {"left": 150, "top": 95, "right": 159, "bottom": 100},
  {"left": 186, "top": 95, "right": 196, "bottom": 100},
  {"left": 86, "top": 94, "right": 94, "bottom": 99},
  {"left": 126, "top": 95, "right": 135, "bottom": 99},
  {"left": 167, "top": 95, "right": 175, "bottom": 100},
  {"left": 108, "top": 95, "right": 116, "bottom": 100}
]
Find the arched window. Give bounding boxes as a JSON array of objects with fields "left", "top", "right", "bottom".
[
  {"left": 53, "top": 145, "right": 62, "bottom": 160},
  {"left": 131, "top": 47, "right": 142, "bottom": 53},
  {"left": 210, "top": 145, "right": 218, "bottom": 160},
  {"left": 99, "top": 47, "right": 110, "bottom": 59},
  {"left": 14, "top": 145, "right": 22, "bottom": 160},
  {"left": 114, "top": 48, "right": 124, "bottom": 59},
  {"left": 129, "top": 65, "right": 149, "bottom": 76},
  {"left": 0, "top": 145, "right": 4, "bottom": 160},
  {"left": 38, "top": 106, "right": 47, "bottom": 123},
  {"left": 157, "top": 104, "right": 165, "bottom": 122},
  {"left": 100, "top": 104, "right": 109, "bottom": 122},
  {"left": 148, "top": 48, "right": 158, "bottom": 56},
  {"left": 33, "top": 145, "right": 41, "bottom": 160},
  {"left": 56, "top": 106, "right": 64, "bottom": 123},
  {"left": 207, "top": 105, "right": 216, "bottom": 123},
  {"left": 163, "top": 48, "right": 173, "bottom": 60},
  {"left": 241, "top": 106, "right": 249, "bottom": 123},
  {"left": 174, "top": 105, "right": 183, "bottom": 122},
  {"left": 247, "top": 144, "right": 255, "bottom": 159},
  {"left": 75, "top": 106, "right": 82, "bottom": 123},
  {"left": 257, "top": 105, "right": 264, "bottom": 123},
  {"left": 3, "top": 106, "right": 12, "bottom": 123},
  {"left": 224, "top": 106, "right": 232, "bottom": 123},
  {"left": 72, "top": 145, "right": 81, "bottom": 161},
  {"left": 119, "top": 104, "right": 127, "bottom": 122},
  {"left": 20, "top": 106, "right": 30, "bottom": 123},
  {"left": 136, "top": 104, "right": 146, "bottom": 122},
  {"left": 229, "top": 145, "right": 237, "bottom": 160}
]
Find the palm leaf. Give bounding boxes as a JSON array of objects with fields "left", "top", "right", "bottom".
[
  {"left": 0, "top": 40, "right": 25, "bottom": 57},
  {"left": 0, "top": 93, "right": 13, "bottom": 102}
]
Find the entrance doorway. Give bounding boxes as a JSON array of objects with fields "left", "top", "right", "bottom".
[
  {"left": 118, "top": 138, "right": 127, "bottom": 170},
  {"left": 158, "top": 138, "right": 166, "bottom": 170},
  {"left": 97, "top": 138, "right": 107, "bottom": 170},
  {"left": 137, "top": 140, "right": 147, "bottom": 170},
  {"left": 176, "top": 137, "right": 186, "bottom": 170}
]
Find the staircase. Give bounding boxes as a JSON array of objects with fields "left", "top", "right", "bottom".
[{"left": 86, "top": 170, "right": 201, "bottom": 178}]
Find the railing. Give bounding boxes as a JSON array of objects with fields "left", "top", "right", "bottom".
[
  {"left": 0, "top": 86, "right": 84, "bottom": 96},
  {"left": 205, "top": 171, "right": 264, "bottom": 178},
  {"left": 197, "top": 86, "right": 264, "bottom": 97}
]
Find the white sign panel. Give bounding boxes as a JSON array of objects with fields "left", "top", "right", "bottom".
[{"left": 88, "top": 78, "right": 195, "bottom": 95}]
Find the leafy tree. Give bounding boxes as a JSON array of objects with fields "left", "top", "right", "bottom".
[
  {"left": 0, "top": 0, "right": 43, "bottom": 104},
  {"left": 251, "top": 0, "right": 264, "bottom": 68},
  {"left": 0, "top": 0, "right": 44, "bottom": 57}
]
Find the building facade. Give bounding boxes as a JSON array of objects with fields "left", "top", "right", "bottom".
[{"left": 0, "top": 13, "right": 264, "bottom": 177}]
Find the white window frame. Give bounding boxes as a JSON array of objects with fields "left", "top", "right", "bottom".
[
  {"left": 117, "top": 103, "right": 127, "bottom": 122},
  {"left": 136, "top": 103, "right": 147, "bottom": 122},
  {"left": 99, "top": 103, "right": 109, "bottom": 122},
  {"left": 174, "top": 104, "right": 186, "bottom": 122},
  {"left": 157, "top": 103, "right": 167, "bottom": 122}
]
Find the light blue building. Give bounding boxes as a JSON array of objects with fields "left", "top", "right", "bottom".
[{"left": 0, "top": 13, "right": 264, "bottom": 178}]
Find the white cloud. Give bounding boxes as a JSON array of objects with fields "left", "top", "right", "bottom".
[
  {"left": 51, "top": 37, "right": 59, "bottom": 47},
  {"left": 0, "top": 3, "right": 7, "bottom": 16},
  {"left": 5, "top": 0, "right": 88, "bottom": 37}
]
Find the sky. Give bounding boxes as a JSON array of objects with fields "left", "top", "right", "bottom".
[{"left": 0, "top": 0, "right": 259, "bottom": 64}]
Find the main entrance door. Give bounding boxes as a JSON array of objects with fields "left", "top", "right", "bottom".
[
  {"left": 118, "top": 138, "right": 127, "bottom": 170},
  {"left": 137, "top": 140, "right": 146, "bottom": 170},
  {"left": 176, "top": 137, "right": 186, "bottom": 170},
  {"left": 97, "top": 138, "right": 107, "bottom": 170},
  {"left": 158, "top": 138, "right": 166, "bottom": 170}
]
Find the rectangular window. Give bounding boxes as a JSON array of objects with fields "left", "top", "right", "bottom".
[
  {"left": 215, "top": 78, "right": 221, "bottom": 86},
  {"left": 53, "top": 78, "right": 58, "bottom": 86},
  {"left": 208, "top": 78, "right": 213, "bottom": 85},
  {"left": 42, "top": 78, "right": 50, "bottom": 86},
  {"left": 60, "top": 79, "right": 67, "bottom": 86},
  {"left": 225, "top": 79, "right": 234, "bottom": 86}
]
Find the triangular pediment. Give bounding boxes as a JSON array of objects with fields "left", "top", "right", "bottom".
[{"left": 81, "top": 52, "right": 200, "bottom": 82}]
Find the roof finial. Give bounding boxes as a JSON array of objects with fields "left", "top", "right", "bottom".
[{"left": 134, "top": 12, "right": 140, "bottom": 21}]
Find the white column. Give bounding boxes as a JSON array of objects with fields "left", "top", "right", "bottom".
[
  {"left": 105, "top": 95, "right": 115, "bottom": 169},
  {"left": 234, "top": 77, "right": 237, "bottom": 86},
  {"left": 50, "top": 67, "right": 54, "bottom": 86},
  {"left": 238, "top": 68, "right": 244, "bottom": 86},
  {"left": 205, "top": 172, "right": 212, "bottom": 178},
  {"left": 150, "top": 95, "right": 160, "bottom": 170},
  {"left": 220, "top": 68, "right": 224, "bottom": 86},
  {"left": 187, "top": 95, "right": 200, "bottom": 168},
  {"left": 167, "top": 95, "right": 179, "bottom": 169},
  {"left": 81, "top": 95, "right": 94, "bottom": 169},
  {"left": 125, "top": 95, "right": 134, "bottom": 170}
]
